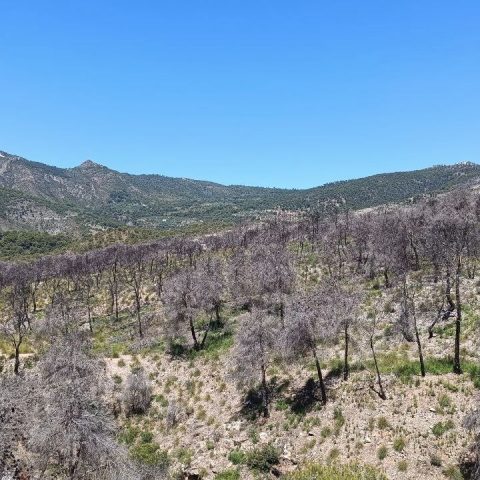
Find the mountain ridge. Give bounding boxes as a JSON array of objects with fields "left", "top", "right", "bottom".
[{"left": 1, "top": 149, "right": 479, "bottom": 234}]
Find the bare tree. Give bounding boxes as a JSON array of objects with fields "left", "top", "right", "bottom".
[
  {"left": 1, "top": 275, "right": 31, "bottom": 375},
  {"left": 28, "top": 333, "right": 141, "bottom": 479},
  {"left": 282, "top": 292, "right": 331, "bottom": 404},
  {"left": 366, "top": 311, "right": 387, "bottom": 400},
  {"left": 231, "top": 309, "right": 278, "bottom": 417},
  {"left": 123, "top": 367, "right": 152, "bottom": 416}
]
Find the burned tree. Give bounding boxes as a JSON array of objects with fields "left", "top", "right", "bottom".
[
  {"left": 282, "top": 292, "right": 332, "bottom": 404},
  {"left": 231, "top": 309, "right": 278, "bottom": 417}
]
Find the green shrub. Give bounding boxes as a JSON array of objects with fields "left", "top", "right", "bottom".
[
  {"left": 432, "top": 420, "right": 454, "bottom": 437},
  {"left": 130, "top": 442, "right": 169, "bottom": 467},
  {"left": 140, "top": 430, "right": 154, "bottom": 443},
  {"left": 118, "top": 425, "right": 140, "bottom": 445},
  {"left": 397, "top": 460, "right": 408, "bottom": 472},
  {"left": 174, "top": 447, "right": 193, "bottom": 466},
  {"left": 333, "top": 407, "right": 345, "bottom": 430},
  {"left": 393, "top": 436, "right": 406, "bottom": 452},
  {"left": 442, "top": 465, "right": 463, "bottom": 480},
  {"left": 377, "top": 445, "right": 388, "bottom": 461},
  {"left": 284, "top": 463, "right": 387, "bottom": 479},
  {"left": 228, "top": 449, "right": 246, "bottom": 465},
  {"left": 215, "top": 469, "right": 241, "bottom": 480},
  {"left": 245, "top": 444, "right": 280, "bottom": 472},
  {"left": 377, "top": 417, "right": 390, "bottom": 430}
]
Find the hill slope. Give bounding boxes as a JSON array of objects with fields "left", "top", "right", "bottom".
[{"left": 1, "top": 150, "right": 479, "bottom": 233}]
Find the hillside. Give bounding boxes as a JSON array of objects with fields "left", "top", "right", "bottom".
[{"left": 1, "top": 150, "right": 480, "bottom": 234}]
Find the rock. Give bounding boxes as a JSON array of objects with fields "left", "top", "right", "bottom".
[{"left": 259, "top": 432, "right": 270, "bottom": 442}]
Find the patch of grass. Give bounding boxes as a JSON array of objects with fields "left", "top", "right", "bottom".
[
  {"left": 393, "top": 436, "right": 406, "bottom": 452},
  {"left": 228, "top": 450, "right": 246, "bottom": 466},
  {"left": 432, "top": 420, "right": 455, "bottom": 437},
  {"left": 174, "top": 447, "right": 193, "bottom": 466},
  {"left": 377, "top": 445, "right": 388, "bottom": 461},
  {"left": 333, "top": 407, "right": 345, "bottom": 430},
  {"left": 284, "top": 463, "right": 387, "bottom": 479},
  {"left": 377, "top": 417, "right": 390, "bottom": 430},
  {"left": 215, "top": 469, "right": 241, "bottom": 480},
  {"left": 118, "top": 425, "right": 141, "bottom": 446},
  {"left": 129, "top": 442, "right": 169, "bottom": 467},
  {"left": 442, "top": 465, "right": 464, "bottom": 479},
  {"left": 397, "top": 460, "right": 408, "bottom": 472},
  {"left": 187, "top": 330, "right": 234, "bottom": 360}
]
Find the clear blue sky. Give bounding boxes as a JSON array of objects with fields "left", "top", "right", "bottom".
[{"left": 1, "top": 1, "right": 479, "bottom": 188}]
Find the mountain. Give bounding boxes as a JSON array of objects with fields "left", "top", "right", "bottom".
[{"left": 1, "top": 150, "right": 480, "bottom": 234}]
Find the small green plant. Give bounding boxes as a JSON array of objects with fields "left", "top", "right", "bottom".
[
  {"left": 393, "top": 436, "right": 406, "bottom": 452},
  {"left": 175, "top": 447, "right": 193, "bottom": 466},
  {"left": 228, "top": 449, "right": 246, "bottom": 465},
  {"left": 284, "top": 463, "right": 387, "bottom": 479},
  {"left": 333, "top": 407, "right": 345, "bottom": 430},
  {"left": 215, "top": 469, "right": 241, "bottom": 480},
  {"left": 321, "top": 426, "right": 332, "bottom": 438},
  {"left": 112, "top": 374, "right": 122, "bottom": 384},
  {"left": 377, "top": 445, "right": 388, "bottom": 461},
  {"left": 432, "top": 420, "right": 454, "bottom": 437},
  {"left": 275, "top": 399, "right": 289, "bottom": 411},
  {"left": 442, "top": 465, "right": 463, "bottom": 480},
  {"left": 245, "top": 444, "right": 280, "bottom": 472},
  {"left": 438, "top": 394, "right": 452, "bottom": 409},
  {"left": 118, "top": 425, "right": 140, "bottom": 445},
  {"left": 397, "top": 460, "right": 408, "bottom": 472},
  {"left": 130, "top": 442, "right": 169, "bottom": 467},
  {"left": 140, "top": 430, "right": 154, "bottom": 443},
  {"left": 328, "top": 448, "right": 340, "bottom": 462},
  {"left": 377, "top": 416, "right": 390, "bottom": 430}
]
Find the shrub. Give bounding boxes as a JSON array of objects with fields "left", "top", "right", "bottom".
[
  {"left": 228, "top": 449, "right": 246, "bottom": 465},
  {"left": 245, "top": 444, "right": 280, "bottom": 472},
  {"left": 393, "top": 436, "right": 406, "bottom": 452},
  {"left": 215, "top": 469, "right": 241, "bottom": 480},
  {"left": 130, "top": 442, "right": 169, "bottom": 467},
  {"left": 432, "top": 420, "right": 454, "bottom": 437},
  {"left": 284, "top": 463, "right": 387, "bottom": 479},
  {"left": 397, "top": 460, "right": 408, "bottom": 472},
  {"left": 377, "top": 445, "right": 388, "bottom": 461},
  {"left": 118, "top": 425, "right": 140, "bottom": 446},
  {"left": 442, "top": 465, "right": 463, "bottom": 480},
  {"left": 377, "top": 417, "right": 390, "bottom": 430},
  {"left": 333, "top": 407, "right": 345, "bottom": 430},
  {"left": 123, "top": 368, "right": 152, "bottom": 415}
]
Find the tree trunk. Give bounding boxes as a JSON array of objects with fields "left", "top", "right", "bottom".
[
  {"left": 445, "top": 270, "right": 456, "bottom": 314},
  {"left": 312, "top": 347, "right": 327, "bottom": 404},
  {"left": 136, "top": 296, "right": 143, "bottom": 338},
  {"left": 410, "top": 237, "right": 420, "bottom": 271},
  {"left": 200, "top": 315, "right": 213, "bottom": 348},
  {"left": 410, "top": 299, "right": 426, "bottom": 377},
  {"left": 14, "top": 343, "right": 21, "bottom": 375},
  {"left": 453, "top": 263, "right": 462, "bottom": 374},
  {"left": 370, "top": 335, "right": 386, "bottom": 400},
  {"left": 189, "top": 317, "right": 199, "bottom": 350},
  {"left": 343, "top": 322, "right": 349, "bottom": 381},
  {"left": 261, "top": 362, "right": 269, "bottom": 417},
  {"left": 383, "top": 269, "right": 390, "bottom": 288}
]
